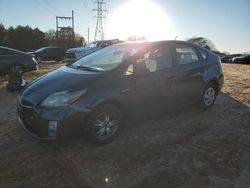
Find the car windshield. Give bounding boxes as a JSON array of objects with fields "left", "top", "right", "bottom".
[{"left": 72, "top": 44, "right": 140, "bottom": 72}]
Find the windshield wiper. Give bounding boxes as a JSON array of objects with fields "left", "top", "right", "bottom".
[{"left": 75, "top": 65, "right": 104, "bottom": 72}]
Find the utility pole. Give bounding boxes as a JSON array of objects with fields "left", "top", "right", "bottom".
[
  {"left": 93, "top": 0, "right": 107, "bottom": 41},
  {"left": 72, "top": 10, "right": 75, "bottom": 41},
  {"left": 56, "top": 10, "right": 75, "bottom": 41},
  {"left": 84, "top": 28, "right": 90, "bottom": 44},
  {"left": 88, "top": 27, "right": 90, "bottom": 43}
]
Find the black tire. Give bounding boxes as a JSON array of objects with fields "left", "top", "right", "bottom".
[
  {"left": 84, "top": 104, "right": 122, "bottom": 145},
  {"left": 200, "top": 83, "right": 217, "bottom": 110}
]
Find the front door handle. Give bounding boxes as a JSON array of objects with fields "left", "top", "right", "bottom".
[{"left": 121, "top": 84, "right": 137, "bottom": 93}]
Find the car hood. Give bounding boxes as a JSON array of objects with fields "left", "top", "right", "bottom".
[{"left": 26, "top": 66, "right": 101, "bottom": 95}]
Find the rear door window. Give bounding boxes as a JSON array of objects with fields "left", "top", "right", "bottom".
[
  {"left": 199, "top": 49, "right": 208, "bottom": 60},
  {"left": 175, "top": 44, "right": 199, "bottom": 65}
]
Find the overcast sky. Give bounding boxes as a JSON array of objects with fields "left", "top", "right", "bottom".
[{"left": 0, "top": 0, "right": 249, "bottom": 53}]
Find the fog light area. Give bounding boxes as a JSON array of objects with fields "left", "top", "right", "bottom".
[{"left": 48, "top": 121, "right": 58, "bottom": 137}]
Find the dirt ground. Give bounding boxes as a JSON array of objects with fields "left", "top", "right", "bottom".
[{"left": 0, "top": 62, "right": 249, "bottom": 188}]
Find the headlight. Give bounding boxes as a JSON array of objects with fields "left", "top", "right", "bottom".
[{"left": 41, "top": 89, "right": 87, "bottom": 108}]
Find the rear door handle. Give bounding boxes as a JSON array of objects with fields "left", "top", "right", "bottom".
[
  {"left": 193, "top": 70, "right": 205, "bottom": 77},
  {"left": 168, "top": 75, "right": 176, "bottom": 80},
  {"left": 121, "top": 88, "right": 130, "bottom": 93},
  {"left": 199, "top": 70, "right": 205, "bottom": 74},
  {"left": 165, "top": 75, "right": 176, "bottom": 85}
]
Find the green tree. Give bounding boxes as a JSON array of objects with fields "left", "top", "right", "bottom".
[
  {"left": 5, "top": 25, "right": 47, "bottom": 51},
  {"left": 45, "top": 29, "right": 57, "bottom": 46},
  {"left": 187, "top": 37, "right": 217, "bottom": 51},
  {"left": 45, "top": 28, "right": 85, "bottom": 48},
  {"left": 0, "top": 23, "right": 7, "bottom": 45},
  {"left": 0, "top": 23, "right": 85, "bottom": 51}
]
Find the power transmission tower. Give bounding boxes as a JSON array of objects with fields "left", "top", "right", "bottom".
[
  {"left": 93, "top": 0, "right": 107, "bottom": 41},
  {"left": 56, "top": 10, "right": 75, "bottom": 40}
]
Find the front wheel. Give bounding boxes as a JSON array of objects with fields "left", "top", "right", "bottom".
[
  {"left": 84, "top": 104, "right": 122, "bottom": 145},
  {"left": 201, "top": 83, "right": 217, "bottom": 109}
]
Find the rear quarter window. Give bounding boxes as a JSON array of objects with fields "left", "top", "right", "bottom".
[
  {"left": 199, "top": 49, "right": 208, "bottom": 60},
  {"left": 175, "top": 44, "right": 199, "bottom": 65}
]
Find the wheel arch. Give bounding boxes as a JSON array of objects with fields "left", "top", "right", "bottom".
[
  {"left": 93, "top": 100, "right": 127, "bottom": 120},
  {"left": 208, "top": 79, "right": 219, "bottom": 95}
]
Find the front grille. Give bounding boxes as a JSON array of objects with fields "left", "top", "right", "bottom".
[
  {"left": 21, "top": 116, "right": 37, "bottom": 135},
  {"left": 21, "top": 99, "right": 34, "bottom": 107},
  {"left": 18, "top": 105, "right": 49, "bottom": 138}
]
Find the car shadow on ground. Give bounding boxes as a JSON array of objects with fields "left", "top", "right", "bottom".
[{"left": 0, "top": 92, "right": 249, "bottom": 188}]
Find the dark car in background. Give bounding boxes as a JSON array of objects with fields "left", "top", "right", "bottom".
[
  {"left": 18, "top": 40, "right": 223, "bottom": 145},
  {"left": 220, "top": 54, "right": 241, "bottom": 63},
  {"left": 232, "top": 54, "right": 250, "bottom": 64},
  {"left": 32, "top": 47, "right": 66, "bottom": 63},
  {"left": 0, "top": 46, "right": 38, "bottom": 77},
  {"left": 65, "top": 39, "right": 121, "bottom": 64}
]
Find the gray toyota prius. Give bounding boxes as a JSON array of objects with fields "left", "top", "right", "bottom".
[{"left": 17, "top": 40, "right": 224, "bottom": 145}]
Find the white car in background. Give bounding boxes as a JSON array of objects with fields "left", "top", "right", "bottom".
[{"left": 65, "top": 39, "right": 121, "bottom": 64}]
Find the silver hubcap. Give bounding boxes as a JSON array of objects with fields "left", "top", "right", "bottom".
[
  {"left": 93, "top": 112, "right": 118, "bottom": 139},
  {"left": 204, "top": 87, "right": 215, "bottom": 106}
]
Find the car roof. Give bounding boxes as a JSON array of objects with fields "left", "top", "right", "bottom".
[
  {"left": 0, "top": 46, "right": 26, "bottom": 54},
  {"left": 109, "top": 40, "right": 213, "bottom": 56},
  {"left": 92, "top": 39, "right": 119, "bottom": 42},
  {"left": 111, "top": 40, "right": 201, "bottom": 48},
  {"left": 38, "top": 47, "right": 66, "bottom": 49}
]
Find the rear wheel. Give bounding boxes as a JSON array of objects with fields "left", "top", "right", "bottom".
[
  {"left": 201, "top": 83, "right": 217, "bottom": 109},
  {"left": 84, "top": 104, "right": 122, "bottom": 145}
]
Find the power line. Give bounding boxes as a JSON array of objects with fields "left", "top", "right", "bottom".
[
  {"left": 42, "top": 0, "right": 65, "bottom": 15},
  {"left": 56, "top": 10, "right": 75, "bottom": 41},
  {"left": 93, "top": 0, "right": 107, "bottom": 41},
  {"left": 35, "top": 0, "right": 57, "bottom": 15},
  {"left": 81, "top": 0, "right": 91, "bottom": 12},
  {"left": 35, "top": 1, "right": 82, "bottom": 36}
]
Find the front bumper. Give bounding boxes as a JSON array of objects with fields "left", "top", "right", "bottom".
[
  {"left": 18, "top": 116, "right": 55, "bottom": 140},
  {"left": 17, "top": 101, "right": 90, "bottom": 140}
]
